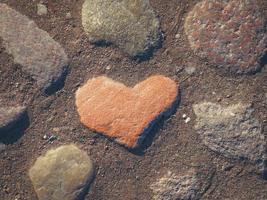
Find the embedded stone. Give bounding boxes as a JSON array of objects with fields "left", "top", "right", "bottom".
[
  {"left": 75, "top": 75, "right": 178, "bottom": 148},
  {"left": 193, "top": 102, "right": 266, "bottom": 173},
  {"left": 29, "top": 144, "right": 94, "bottom": 200},
  {"left": 150, "top": 166, "right": 214, "bottom": 200},
  {"left": 184, "top": 0, "right": 266, "bottom": 74},
  {"left": 0, "top": 4, "right": 68, "bottom": 93},
  {"left": 82, "top": 0, "right": 161, "bottom": 57}
]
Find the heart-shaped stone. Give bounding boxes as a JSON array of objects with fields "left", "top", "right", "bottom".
[
  {"left": 81, "top": 0, "right": 161, "bottom": 57},
  {"left": 75, "top": 75, "right": 178, "bottom": 148}
]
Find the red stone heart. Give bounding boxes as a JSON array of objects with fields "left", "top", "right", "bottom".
[{"left": 75, "top": 75, "right": 179, "bottom": 148}]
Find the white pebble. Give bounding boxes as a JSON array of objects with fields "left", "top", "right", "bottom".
[
  {"left": 185, "top": 117, "right": 191, "bottom": 124},
  {"left": 37, "top": 3, "right": 47, "bottom": 16}
]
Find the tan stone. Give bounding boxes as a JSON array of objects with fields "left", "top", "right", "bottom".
[
  {"left": 75, "top": 75, "right": 178, "bottom": 148},
  {"left": 29, "top": 144, "right": 94, "bottom": 200}
]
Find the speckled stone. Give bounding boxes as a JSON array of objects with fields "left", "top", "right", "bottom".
[
  {"left": 193, "top": 102, "right": 266, "bottom": 173},
  {"left": 29, "top": 144, "right": 94, "bottom": 200},
  {"left": 185, "top": 0, "right": 266, "bottom": 74},
  {"left": 82, "top": 0, "right": 161, "bottom": 57},
  {"left": 0, "top": 3, "right": 68, "bottom": 93},
  {"left": 150, "top": 166, "right": 214, "bottom": 200},
  {"left": 75, "top": 75, "right": 178, "bottom": 148}
]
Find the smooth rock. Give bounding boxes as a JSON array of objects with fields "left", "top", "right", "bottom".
[
  {"left": 29, "top": 144, "right": 94, "bottom": 200},
  {"left": 193, "top": 102, "right": 266, "bottom": 172},
  {"left": 184, "top": 0, "right": 266, "bottom": 74},
  {"left": 0, "top": 106, "right": 26, "bottom": 132},
  {"left": 0, "top": 4, "right": 68, "bottom": 93},
  {"left": 82, "top": 0, "right": 161, "bottom": 57},
  {"left": 150, "top": 166, "right": 214, "bottom": 200},
  {"left": 75, "top": 75, "right": 179, "bottom": 148}
]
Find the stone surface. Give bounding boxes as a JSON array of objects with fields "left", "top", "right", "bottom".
[
  {"left": 0, "top": 106, "right": 26, "bottom": 132},
  {"left": 29, "top": 144, "right": 94, "bottom": 200},
  {"left": 193, "top": 102, "right": 266, "bottom": 172},
  {"left": 75, "top": 75, "right": 178, "bottom": 148},
  {"left": 82, "top": 0, "right": 161, "bottom": 57},
  {"left": 184, "top": 0, "right": 266, "bottom": 74},
  {"left": 150, "top": 166, "right": 214, "bottom": 200},
  {"left": 37, "top": 3, "right": 48, "bottom": 16},
  {"left": 0, "top": 4, "right": 68, "bottom": 93}
]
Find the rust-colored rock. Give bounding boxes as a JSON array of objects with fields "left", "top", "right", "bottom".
[{"left": 75, "top": 75, "right": 179, "bottom": 148}]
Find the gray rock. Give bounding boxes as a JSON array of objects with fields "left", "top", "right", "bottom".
[
  {"left": 0, "top": 4, "right": 68, "bottom": 93},
  {"left": 193, "top": 102, "right": 266, "bottom": 172},
  {"left": 150, "top": 166, "right": 214, "bottom": 200},
  {"left": 29, "top": 144, "right": 94, "bottom": 200},
  {"left": 0, "top": 106, "right": 26, "bottom": 132},
  {"left": 82, "top": 0, "right": 161, "bottom": 57}
]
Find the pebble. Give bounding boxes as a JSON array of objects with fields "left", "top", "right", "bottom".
[
  {"left": 193, "top": 101, "right": 266, "bottom": 175},
  {"left": 0, "top": 4, "right": 69, "bottom": 94},
  {"left": 184, "top": 0, "right": 266, "bottom": 74},
  {"left": 150, "top": 166, "right": 214, "bottom": 200},
  {"left": 0, "top": 106, "right": 27, "bottom": 132},
  {"left": 37, "top": 3, "right": 47, "bottom": 16},
  {"left": 81, "top": 0, "right": 161, "bottom": 57},
  {"left": 75, "top": 75, "right": 179, "bottom": 148},
  {"left": 185, "top": 66, "right": 196, "bottom": 75},
  {"left": 29, "top": 144, "right": 94, "bottom": 200}
]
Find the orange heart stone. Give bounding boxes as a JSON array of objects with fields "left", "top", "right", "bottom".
[{"left": 75, "top": 75, "right": 179, "bottom": 148}]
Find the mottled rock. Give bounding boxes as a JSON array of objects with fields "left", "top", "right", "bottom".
[
  {"left": 193, "top": 102, "right": 266, "bottom": 172},
  {"left": 29, "top": 144, "right": 94, "bottom": 200},
  {"left": 185, "top": 0, "right": 266, "bottom": 74},
  {"left": 37, "top": 3, "right": 48, "bottom": 16},
  {"left": 82, "top": 0, "right": 161, "bottom": 57},
  {"left": 150, "top": 166, "right": 214, "bottom": 200},
  {"left": 0, "top": 4, "right": 68, "bottom": 93},
  {"left": 0, "top": 106, "right": 26, "bottom": 132},
  {"left": 75, "top": 75, "right": 178, "bottom": 148}
]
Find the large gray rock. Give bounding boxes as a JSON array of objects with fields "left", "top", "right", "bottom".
[
  {"left": 82, "top": 0, "right": 161, "bottom": 57},
  {"left": 150, "top": 166, "right": 214, "bottom": 200},
  {"left": 193, "top": 102, "right": 266, "bottom": 172},
  {"left": 0, "top": 4, "right": 68, "bottom": 93},
  {"left": 29, "top": 144, "right": 94, "bottom": 200},
  {"left": 0, "top": 106, "right": 26, "bottom": 132}
]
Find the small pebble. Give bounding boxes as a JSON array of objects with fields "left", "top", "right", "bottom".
[
  {"left": 182, "top": 114, "right": 187, "bottom": 119},
  {"left": 37, "top": 3, "right": 47, "bottom": 16},
  {"left": 106, "top": 65, "right": 111, "bottom": 70},
  {"left": 43, "top": 135, "right": 48, "bottom": 140},
  {"left": 185, "top": 66, "right": 196, "bottom": 75},
  {"left": 66, "top": 12, "right": 72, "bottom": 19},
  {"left": 185, "top": 117, "right": 191, "bottom": 124}
]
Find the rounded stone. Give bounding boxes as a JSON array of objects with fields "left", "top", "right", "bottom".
[
  {"left": 184, "top": 0, "right": 266, "bottom": 74},
  {"left": 81, "top": 0, "right": 161, "bottom": 57},
  {"left": 29, "top": 144, "right": 94, "bottom": 200}
]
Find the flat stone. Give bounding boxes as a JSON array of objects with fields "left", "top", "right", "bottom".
[
  {"left": 0, "top": 106, "right": 26, "bottom": 132},
  {"left": 29, "top": 144, "right": 94, "bottom": 200},
  {"left": 185, "top": 0, "right": 266, "bottom": 74},
  {"left": 150, "top": 166, "right": 214, "bottom": 200},
  {"left": 0, "top": 4, "right": 68, "bottom": 93},
  {"left": 82, "top": 0, "right": 161, "bottom": 57},
  {"left": 193, "top": 102, "right": 266, "bottom": 173},
  {"left": 75, "top": 75, "right": 178, "bottom": 148}
]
